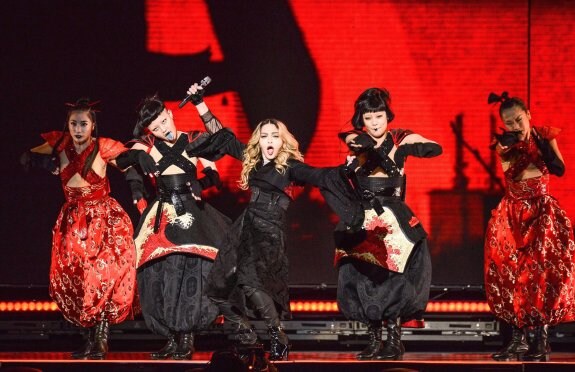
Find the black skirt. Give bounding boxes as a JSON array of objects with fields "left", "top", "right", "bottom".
[{"left": 206, "top": 201, "right": 291, "bottom": 320}]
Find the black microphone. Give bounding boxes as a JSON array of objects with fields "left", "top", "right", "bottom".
[{"left": 178, "top": 76, "right": 212, "bottom": 108}]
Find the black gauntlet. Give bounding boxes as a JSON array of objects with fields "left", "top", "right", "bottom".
[
  {"left": 347, "top": 132, "right": 376, "bottom": 153},
  {"left": 20, "top": 151, "right": 58, "bottom": 173},
  {"left": 394, "top": 142, "right": 442, "bottom": 168},
  {"left": 534, "top": 136, "right": 565, "bottom": 176},
  {"left": 198, "top": 167, "right": 222, "bottom": 190},
  {"left": 125, "top": 167, "right": 146, "bottom": 202},
  {"left": 116, "top": 149, "right": 158, "bottom": 175}
]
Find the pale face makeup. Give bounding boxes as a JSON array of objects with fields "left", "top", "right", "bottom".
[
  {"left": 362, "top": 110, "right": 388, "bottom": 140},
  {"left": 147, "top": 109, "right": 178, "bottom": 142}
]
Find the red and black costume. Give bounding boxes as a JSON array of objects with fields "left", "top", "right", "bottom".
[
  {"left": 128, "top": 132, "right": 230, "bottom": 350},
  {"left": 485, "top": 126, "right": 575, "bottom": 328},
  {"left": 42, "top": 131, "right": 136, "bottom": 328},
  {"left": 336, "top": 129, "right": 441, "bottom": 327}
]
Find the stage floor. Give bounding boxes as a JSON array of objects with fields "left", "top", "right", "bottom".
[{"left": 2, "top": 351, "right": 575, "bottom": 372}]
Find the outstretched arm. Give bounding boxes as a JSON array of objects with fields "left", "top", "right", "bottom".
[{"left": 21, "top": 142, "right": 59, "bottom": 174}]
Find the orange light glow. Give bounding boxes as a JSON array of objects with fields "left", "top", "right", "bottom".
[
  {"left": 0, "top": 300, "right": 490, "bottom": 313},
  {"left": 0, "top": 301, "right": 60, "bottom": 312}
]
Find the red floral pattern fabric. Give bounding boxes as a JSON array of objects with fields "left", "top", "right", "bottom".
[
  {"left": 335, "top": 208, "right": 417, "bottom": 273},
  {"left": 45, "top": 133, "right": 136, "bottom": 327},
  {"left": 485, "top": 138, "right": 575, "bottom": 327}
]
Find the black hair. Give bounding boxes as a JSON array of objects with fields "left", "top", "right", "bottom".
[
  {"left": 52, "top": 98, "right": 100, "bottom": 178},
  {"left": 487, "top": 91, "right": 528, "bottom": 117},
  {"left": 133, "top": 94, "right": 166, "bottom": 138},
  {"left": 351, "top": 87, "right": 395, "bottom": 130}
]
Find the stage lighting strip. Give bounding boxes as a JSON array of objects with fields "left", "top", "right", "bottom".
[{"left": 0, "top": 301, "right": 491, "bottom": 313}]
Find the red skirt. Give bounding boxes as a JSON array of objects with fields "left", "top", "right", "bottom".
[
  {"left": 49, "top": 182, "right": 136, "bottom": 327},
  {"left": 484, "top": 175, "right": 575, "bottom": 327}
]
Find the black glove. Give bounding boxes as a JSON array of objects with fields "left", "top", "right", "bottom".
[
  {"left": 189, "top": 88, "right": 205, "bottom": 105},
  {"left": 394, "top": 142, "right": 442, "bottom": 168},
  {"left": 125, "top": 167, "right": 145, "bottom": 202},
  {"left": 20, "top": 151, "right": 58, "bottom": 173},
  {"left": 533, "top": 135, "right": 565, "bottom": 176},
  {"left": 494, "top": 131, "right": 521, "bottom": 147},
  {"left": 347, "top": 132, "right": 376, "bottom": 153},
  {"left": 116, "top": 150, "right": 159, "bottom": 175},
  {"left": 198, "top": 167, "right": 222, "bottom": 190}
]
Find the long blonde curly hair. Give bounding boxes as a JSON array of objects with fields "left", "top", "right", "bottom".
[{"left": 239, "top": 119, "right": 304, "bottom": 190}]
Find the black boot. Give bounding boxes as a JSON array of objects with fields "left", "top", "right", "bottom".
[
  {"left": 245, "top": 287, "right": 289, "bottom": 361},
  {"left": 172, "top": 332, "right": 195, "bottom": 360},
  {"left": 491, "top": 325, "right": 528, "bottom": 361},
  {"left": 88, "top": 320, "right": 109, "bottom": 360},
  {"left": 356, "top": 322, "right": 383, "bottom": 360},
  {"left": 150, "top": 333, "right": 178, "bottom": 360},
  {"left": 268, "top": 326, "right": 289, "bottom": 361},
  {"left": 522, "top": 325, "right": 551, "bottom": 361},
  {"left": 373, "top": 318, "right": 404, "bottom": 360},
  {"left": 70, "top": 327, "right": 95, "bottom": 359},
  {"left": 215, "top": 298, "right": 258, "bottom": 345}
]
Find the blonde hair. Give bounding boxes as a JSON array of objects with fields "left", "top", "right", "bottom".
[{"left": 239, "top": 119, "right": 304, "bottom": 190}]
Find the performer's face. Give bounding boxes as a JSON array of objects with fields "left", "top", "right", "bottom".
[
  {"left": 501, "top": 106, "right": 531, "bottom": 141},
  {"left": 68, "top": 111, "right": 95, "bottom": 146},
  {"left": 362, "top": 110, "right": 388, "bottom": 139},
  {"left": 147, "top": 109, "right": 177, "bottom": 143},
  {"left": 259, "top": 123, "right": 283, "bottom": 163}
]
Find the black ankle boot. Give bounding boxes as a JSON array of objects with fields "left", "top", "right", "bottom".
[
  {"left": 71, "top": 327, "right": 95, "bottom": 359},
  {"left": 88, "top": 320, "right": 109, "bottom": 360},
  {"left": 150, "top": 333, "right": 178, "bottom": 360},
  {"left": 172, "top": 332, "right": 194, "bottom": 360},
  {"left": 356, "top": 322, "right": 383, "bottom": 360},
  {"left": 374, "top": 318, "right": 404, "bottom": 360},
  {"left": 492, "top": 325, "right": 528, "bottom": 361},
  {"left": 522, "top": 325, "right": 551, "bottom": 361},
  {"left": 268, "top": 326, "right": 289, "bottom": 361}
]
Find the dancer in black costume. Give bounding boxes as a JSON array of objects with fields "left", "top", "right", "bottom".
[
  {"left": 116, "top": 95, "right": 230, "bottom": 360},
  {"left": 336, "top": 87, "right": 442, "bottom": 360},
  {"left": 183, "top": 83, "right": 359, "bottom": 361}
]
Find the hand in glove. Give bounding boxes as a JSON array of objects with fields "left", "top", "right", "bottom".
[{"left": 20, "top": 151, "right": 59, "bottom": 174}]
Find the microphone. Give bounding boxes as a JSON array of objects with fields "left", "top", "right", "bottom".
[{"left": 178, "top": 76, "right": 212, "bottom": 108}]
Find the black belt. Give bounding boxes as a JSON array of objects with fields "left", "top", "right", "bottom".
[
  {"left": 153, "top": 174, "right": 198, "bottom": 233},
  {"left": 250, "top": 188, "right": 290, "bottom": 210}
]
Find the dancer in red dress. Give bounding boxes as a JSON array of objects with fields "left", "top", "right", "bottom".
[
  {"left": 485, "top": 92, "right": 575, "bottom": 362},
  {"left": 22, "top": 99, "right": 136, "bottom": 359}
]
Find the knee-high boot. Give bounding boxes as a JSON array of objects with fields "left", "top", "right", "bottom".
[
  {"left": 150, "top": 332, "right": 178, "bottom": 360},
  {"left": 522, "top": 325, "right": 551, "bottom": 361},
  {"left": 172, "top": 332, "right": 195, "bottom": 360},
  {"left": 373, "top": 318, "right": 404, "bottom": 360},
  {"left": 246, "top": 288, "right": 289, "bottom": 361},
  {"left": 491, "top": 325, "right": 528, "bottom": 361},
  {"left": 212, "top": 297, "right": 258, "bottom": 345},
  {"left": 71, "top": 327, "right": 95, "bottom": 359},
  {"left": 356, "top": 321, "right": 383, "bottom": 360},
  {"left": 88, "top": 320, "right": 109, "bottom": 360}
]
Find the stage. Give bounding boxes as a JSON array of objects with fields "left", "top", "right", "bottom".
[
  {"left": 1, "top": 351, "right": 575, "bottom": 371},
  {"left": 2, "top": 285, "right": 575, "bottom": 370}
]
